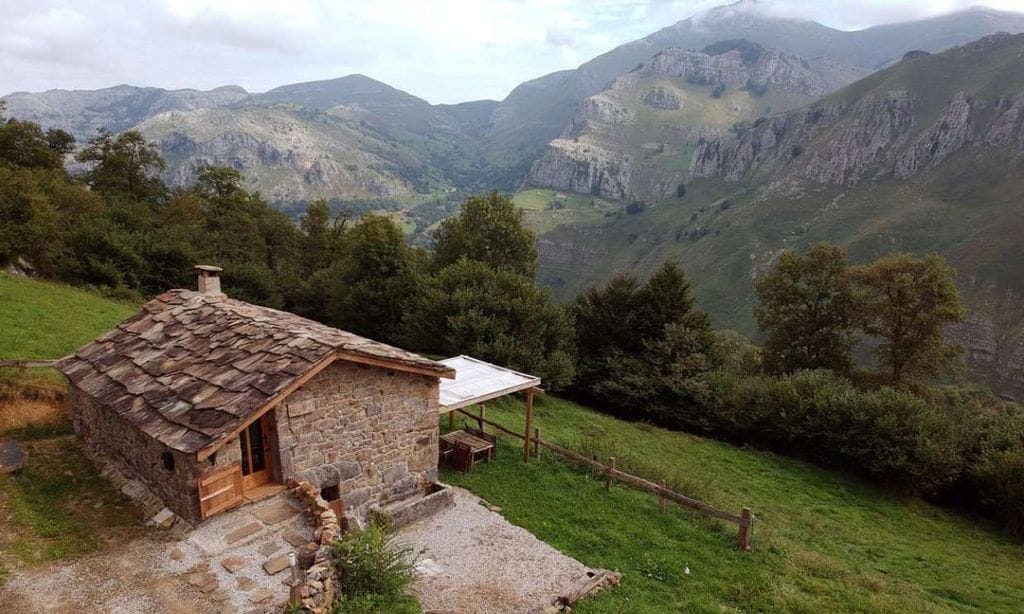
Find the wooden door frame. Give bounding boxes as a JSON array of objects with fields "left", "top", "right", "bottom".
[{"left": 240, "top": 411, "right": 276, "bottom": 491}]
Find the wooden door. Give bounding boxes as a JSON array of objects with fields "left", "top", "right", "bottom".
[
  {"left": 198, "top": 463, "right": 243, "bottom": 519},
  {"left": 239, "top": 412, "right": 275, "bottom": 490}
]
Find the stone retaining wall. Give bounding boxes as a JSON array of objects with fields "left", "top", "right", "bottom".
[{"left": 288, "top": 478, "right": 340, "bottom": 613}]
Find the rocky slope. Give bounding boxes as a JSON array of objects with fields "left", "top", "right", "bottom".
[
  {"left": 489, "top": 2, "right": 1024, "bottom": 180},
  {"left": 526, "top": 41, "right": 867, "bottom": 200},
  {"left": 1, "top": 84, "right": 249, "bottom": 140},
  {"left": 138, "top": 106, "right": 415, "bottom": 202},
  {"left": 690, "top": 35, "right": 1024, "bottom": 188},
  {"left": 534, "top": 33, "right": 1024, "bottom": 398}
]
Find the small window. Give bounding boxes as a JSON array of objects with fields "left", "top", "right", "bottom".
[
  {"left": 161, "top": 451, "right": 175, "bottom": 472},
  {"left": 321, "top": 484, "right": 340, "bottom": 502}
]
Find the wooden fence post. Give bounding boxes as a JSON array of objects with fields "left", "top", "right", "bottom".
[
  {"left": 447, "top": 411, "right": 454, "bottom": 431},
  {"left": 738, "top": 507, "right": 753, "bottom": 550},
  {"left": 534, "top": 427, "right": 540, "bottom": 461},
  {"left": 523, "top": 389, "right": 534, "bottom": 464},
  {"left": 658, "top": 480, "right": 666, "bottom": 513},
  {"left": 606, "top": 457, "right": 615, "bottom": 491}
]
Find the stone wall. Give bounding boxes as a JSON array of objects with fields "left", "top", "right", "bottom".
[
  {"left": 276, "top": 360, "right": 440, "bottom": 520},
  {"left": 69, "top": 357, "right": 441, "bottom": 525},
  {"left": 68, "top": 383, "right": 204, "bottom": 523}
]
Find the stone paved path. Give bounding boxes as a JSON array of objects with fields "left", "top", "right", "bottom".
[{"left": 0, "top": 494, "right": 314, "bottom": 613}]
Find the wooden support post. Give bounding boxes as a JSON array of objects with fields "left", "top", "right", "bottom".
[
  {"left": 533, "top": 427, "right": 541, "bottom": 461},
  {"left": 738, "top": 507, "right": 753, "bottom": 550},
  {"left": 523, "top": 389, "right": 534, "bottom": 464},
  {"left": 478, "top": 403, "right": 485, "bottom": 434},
  {"left": 606, "top": 457, "right": 615, "bottom": 491},
  {"left": 658, "top": 480, "right": 666, "bottom": 513},
  {"left": 447, "top": 410, "right": 454, "bottom": 431}
]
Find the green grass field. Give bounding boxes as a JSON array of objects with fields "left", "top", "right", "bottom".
[
  {"left": 0, "top": 273, "right": 136, "bottom": 360},
  {"left": 442, "top": 396, "right": 1024, "bottom": 613}
]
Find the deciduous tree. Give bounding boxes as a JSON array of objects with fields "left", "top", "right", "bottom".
[
  {"left": 432, "top": 191, "right": 538, "bottom": 277},
  {"left": 850, "top": 252, "right": 966, "bottom": 385},
  {"left": 755, "top": 244, "right": 856, "bottom": 374}
]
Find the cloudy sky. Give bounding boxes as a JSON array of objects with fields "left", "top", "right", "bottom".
[{"left": 1, "top": 0, "right": 1021, "bottom": 103}]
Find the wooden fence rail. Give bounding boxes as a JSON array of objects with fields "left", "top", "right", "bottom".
[
  {"left": 0, "top": 359, "right": 59, "bottom": 368},
  {"left": 452, "top": 407, "right": 754, "bottom": 550}
]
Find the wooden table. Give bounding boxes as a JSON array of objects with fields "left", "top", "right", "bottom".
[{"left": 440, "top": 430, "right": 495, "bottom": 473}]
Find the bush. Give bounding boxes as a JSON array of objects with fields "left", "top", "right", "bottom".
[
  {"left": 701, "top": 370, "right": 966, "bottom": 495},
  {"left": 332, "top": 523, "right": 418, "bottom": 610}
]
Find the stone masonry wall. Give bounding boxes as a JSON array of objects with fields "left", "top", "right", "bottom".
[
  {"left": 68, "top": 383, "right": 204, "bottom": 523},
  {"left": 275, "top": 361, "right": 440, "bottom": 519}
]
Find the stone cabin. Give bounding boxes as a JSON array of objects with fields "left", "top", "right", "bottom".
[{"left": 55, "top": 266, "right": 455, "bottom": 526}]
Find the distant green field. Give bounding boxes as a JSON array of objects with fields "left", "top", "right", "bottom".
[
  {"left": 444, "top": 396, "right": 1024, "bottom": 613},
  {"left": 513, "top": 188, "right": 619, "bottom": 234},
  {"left": 0, "top": 273, "right": 136, "bottom": 360}
]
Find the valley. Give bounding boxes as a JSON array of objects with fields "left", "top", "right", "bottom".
[{"left": 4, "top": 1, "right": 1024, "bottom": 396}]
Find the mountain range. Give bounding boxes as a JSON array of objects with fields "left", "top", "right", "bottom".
[{"left": 4, "top": 1, "right": 1024, "bottom": 397}]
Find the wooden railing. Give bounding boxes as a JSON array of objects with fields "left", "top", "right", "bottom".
[
  {"left": 0, "top": 359, "right": 59, "bottom": 369},
  {"left": 453, "top": 407, "right": 754, "bottom": 550}
]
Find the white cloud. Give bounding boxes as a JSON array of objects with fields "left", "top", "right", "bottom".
[{"left": 0, "top": 0, "right": 1020, "bottom": 102}]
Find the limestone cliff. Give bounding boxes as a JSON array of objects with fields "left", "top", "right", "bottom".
[{"left": 526, "top": 140, "right": 632, "bottom": 200}]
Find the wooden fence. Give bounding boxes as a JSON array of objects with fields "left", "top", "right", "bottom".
[
  {"left": 454, "top": 407, "right": 754, "bottom": 550},
  {"left": 0, "top": 359, "right": 59, "bottom": 369}
]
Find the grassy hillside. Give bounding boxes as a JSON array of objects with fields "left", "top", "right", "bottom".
[
  {"left": 444, "top": 396, "right": 1024, "bottom": 613},
  {"left": 0, "top": 273, "right": 135, "bottom": 360}
]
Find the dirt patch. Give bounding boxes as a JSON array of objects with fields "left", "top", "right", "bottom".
[
  {"left": 398, "top": 487, "right": 595, "bottom": 613},
  {"left": 0, "top": 398, "right": 68, "bottom": 432}
]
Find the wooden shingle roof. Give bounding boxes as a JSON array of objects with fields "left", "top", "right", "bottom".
[{"left": 56, "top": 289, "right": 453, "bottom": 454}]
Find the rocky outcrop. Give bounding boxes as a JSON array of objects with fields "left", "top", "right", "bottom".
[
  {"left": 895, "top": 93, "right": 974, "bottom": 177},
  {"left": 639, "top": 45, "right": 867, "bottom": 97},
  {"left": 642, "top": 86, "right": 682, "bottom": 110},
  {"left": 986, "top": 92, "right": 1024, "bottom": 148},
  {"left": 563, "top": 93, "right": 636, "bottom": 139},
  {"left": 693, "top": 87, "right": 1024, "bottom": 187},
  {"left": 526, "top": 140, "right": 632, "bottom": 200},
  {"left": 690, "top": 100, "right": 849, "bottom": 181}
]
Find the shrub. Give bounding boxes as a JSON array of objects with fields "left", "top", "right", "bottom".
[
  {"left": 702, "top": 370, "right": 966, "bottom": 495},
  {"left": 332, "top": 523, "right": 417, "bottom": 605}
]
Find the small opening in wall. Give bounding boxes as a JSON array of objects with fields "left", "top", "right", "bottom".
[
  {"left": 161, "top": 451, "right": 175, "bottom": 471},
  {"left": 321, "top": 484, "right": 340, "bottom": 502}
]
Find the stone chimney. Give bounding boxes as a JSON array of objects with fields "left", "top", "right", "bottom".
[{"left": 194, "top": 265, "right": 224, "bottom": 296}]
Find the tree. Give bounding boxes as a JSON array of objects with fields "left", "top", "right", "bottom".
[
  {"left": 404, "top": 259, "right": 576, "bottom": 388},
  {"left": 299, "top": 199, "right": 345, "bottom": 275},
  {"left": 850, "top": 253, "right": 966, "bottom": 386},
  {"left": 325, "top": 214, "right": 416, "bottom": 343},
  {"left": 0, "top": 118, "right": 74, "bottom": 170},
  {"left": 432, "top": 191, "right": 538, "bottom": 277},
  {"left": 755, "top": 244, "right": 857, "bottom": 374},
  {"left": 76, "top": 128, "right": 166, "bottom": 201},
  {"left": 572, "top": 262, "right": 714, "bottom": 422}
]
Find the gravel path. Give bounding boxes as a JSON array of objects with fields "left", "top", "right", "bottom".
[
  {"left": 0, "top": 495, "right": 312, "bottom": 613},
  {"left": 398, "top": 486, "right": 593, "bottom": 614}
]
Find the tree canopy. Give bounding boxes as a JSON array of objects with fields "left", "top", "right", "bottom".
[
  {"left": 850, "top": 252, "right": 966, "bottom": 386},
  {"left": 432, "top": 191, "right": 538, "bottom": 277},
  {"left": 755, "top": 244, "right": 857, "bottom": 374}
]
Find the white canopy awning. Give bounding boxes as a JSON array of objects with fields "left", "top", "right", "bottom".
[{"left": 438, "top": 355, "right": 541, "bottom": 412}]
